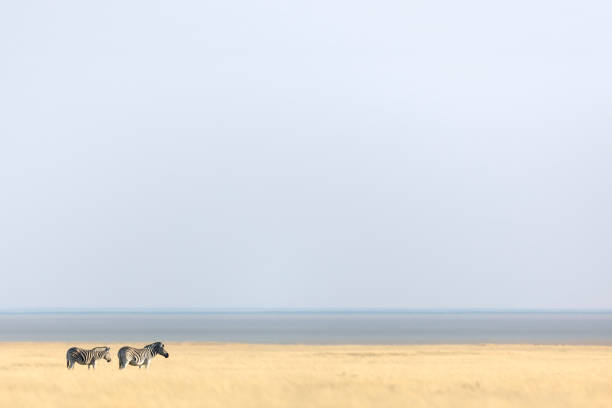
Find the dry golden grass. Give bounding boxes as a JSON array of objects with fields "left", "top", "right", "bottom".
[{"left": 1, "top": 343, "right": 611, "bottom": 407}]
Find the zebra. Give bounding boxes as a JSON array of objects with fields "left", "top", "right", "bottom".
[
  {"left": 66, "top": 346, "right": 112, "bottom": 370},
  {"left": 118, "top": 342, "right": 169, "bottom": 369}
]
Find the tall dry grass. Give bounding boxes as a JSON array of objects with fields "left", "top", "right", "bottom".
[{"left": 1, "top": 343, "right": 611, "bottom": 407}]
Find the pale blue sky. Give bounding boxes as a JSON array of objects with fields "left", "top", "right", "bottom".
[{"left": 1, "top": 0, "right": 611, "bottom": 309}]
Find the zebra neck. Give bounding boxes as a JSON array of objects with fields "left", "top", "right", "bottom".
[{"left": 144, "top": 345, "right": 158, "bottom": 357}]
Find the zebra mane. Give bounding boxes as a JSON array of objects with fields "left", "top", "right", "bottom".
[
  {"left": 93, "top": 347, "right": 109, "bottom": 352},
  {"left": 145, "top": 342, "right": 164, "bottom": 355}
]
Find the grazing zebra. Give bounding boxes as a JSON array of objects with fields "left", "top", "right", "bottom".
[
  {"left": 118, "top": 342, "right": 169, "bottom": 369},
  {"left": 66, "top": 346, "right": 111, "bottom": 370}
]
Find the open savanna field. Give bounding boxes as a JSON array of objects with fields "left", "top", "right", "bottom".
[{"left": 1, "top": 343, "right": 611, "bottom": 408}]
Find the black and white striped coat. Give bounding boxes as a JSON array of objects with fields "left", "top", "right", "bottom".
[
  {"left": 118, "top": 342, "right": 169, "bottom": 369},
  {"left": 66, "top": 346, "right": 111, "bottom": 370}
]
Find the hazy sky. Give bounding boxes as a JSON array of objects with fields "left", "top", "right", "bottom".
[{"left": 1, "top": 0, "right": 611, "bottom": 309}]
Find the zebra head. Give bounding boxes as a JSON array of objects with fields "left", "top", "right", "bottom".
[
  {"left": 102, "top": 347, "right": 112, "bottom": 362},
  {"left": 149, "top": 342, "right": 169, "bottom": 358},
  {"left": 95, "top": 346, "right": 112, "bottom": 362}
]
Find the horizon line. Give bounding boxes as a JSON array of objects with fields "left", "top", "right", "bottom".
[{"left": 1, "top": 307, "right": 611, "bottom": 315}]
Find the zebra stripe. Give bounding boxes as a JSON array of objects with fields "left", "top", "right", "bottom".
[
  {"left": 118, "top": 342, "right": 169, "bottom": 370},
  {"left": 66, "top": 346, "right": 111, "bottom": 370}
]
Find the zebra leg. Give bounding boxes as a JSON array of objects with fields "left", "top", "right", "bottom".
[
  {"left": 118, "top": 351, "right": 129, "bottom": 370},
  {"left": 145, "top": 359, "right": 150, "bottom": 369},
  {"left": 92, "top": 361, "right": 96, "bottom": 370}
]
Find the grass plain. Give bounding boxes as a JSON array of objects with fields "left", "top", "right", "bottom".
[{"left": 1, "top": 343, "right": 611, "bottom": 407}]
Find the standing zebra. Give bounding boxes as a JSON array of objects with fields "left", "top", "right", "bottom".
[
  {"left": 66, "top": 346, "right": 112, "bottom": 370},
  {"left": 118, "top": 342, "right": 169, "bottom": 369}
]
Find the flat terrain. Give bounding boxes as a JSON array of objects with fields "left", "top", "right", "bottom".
[{"left": 1, "top": 343, "right": 611, "bottom": 407}]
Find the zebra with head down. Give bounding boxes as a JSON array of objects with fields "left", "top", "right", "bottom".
[
  {"left": 118, "top": 342, "right": 169, "bottom": 369},
  {"left": 66, "top": 346, "right": 111, "bottom": 370}
]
